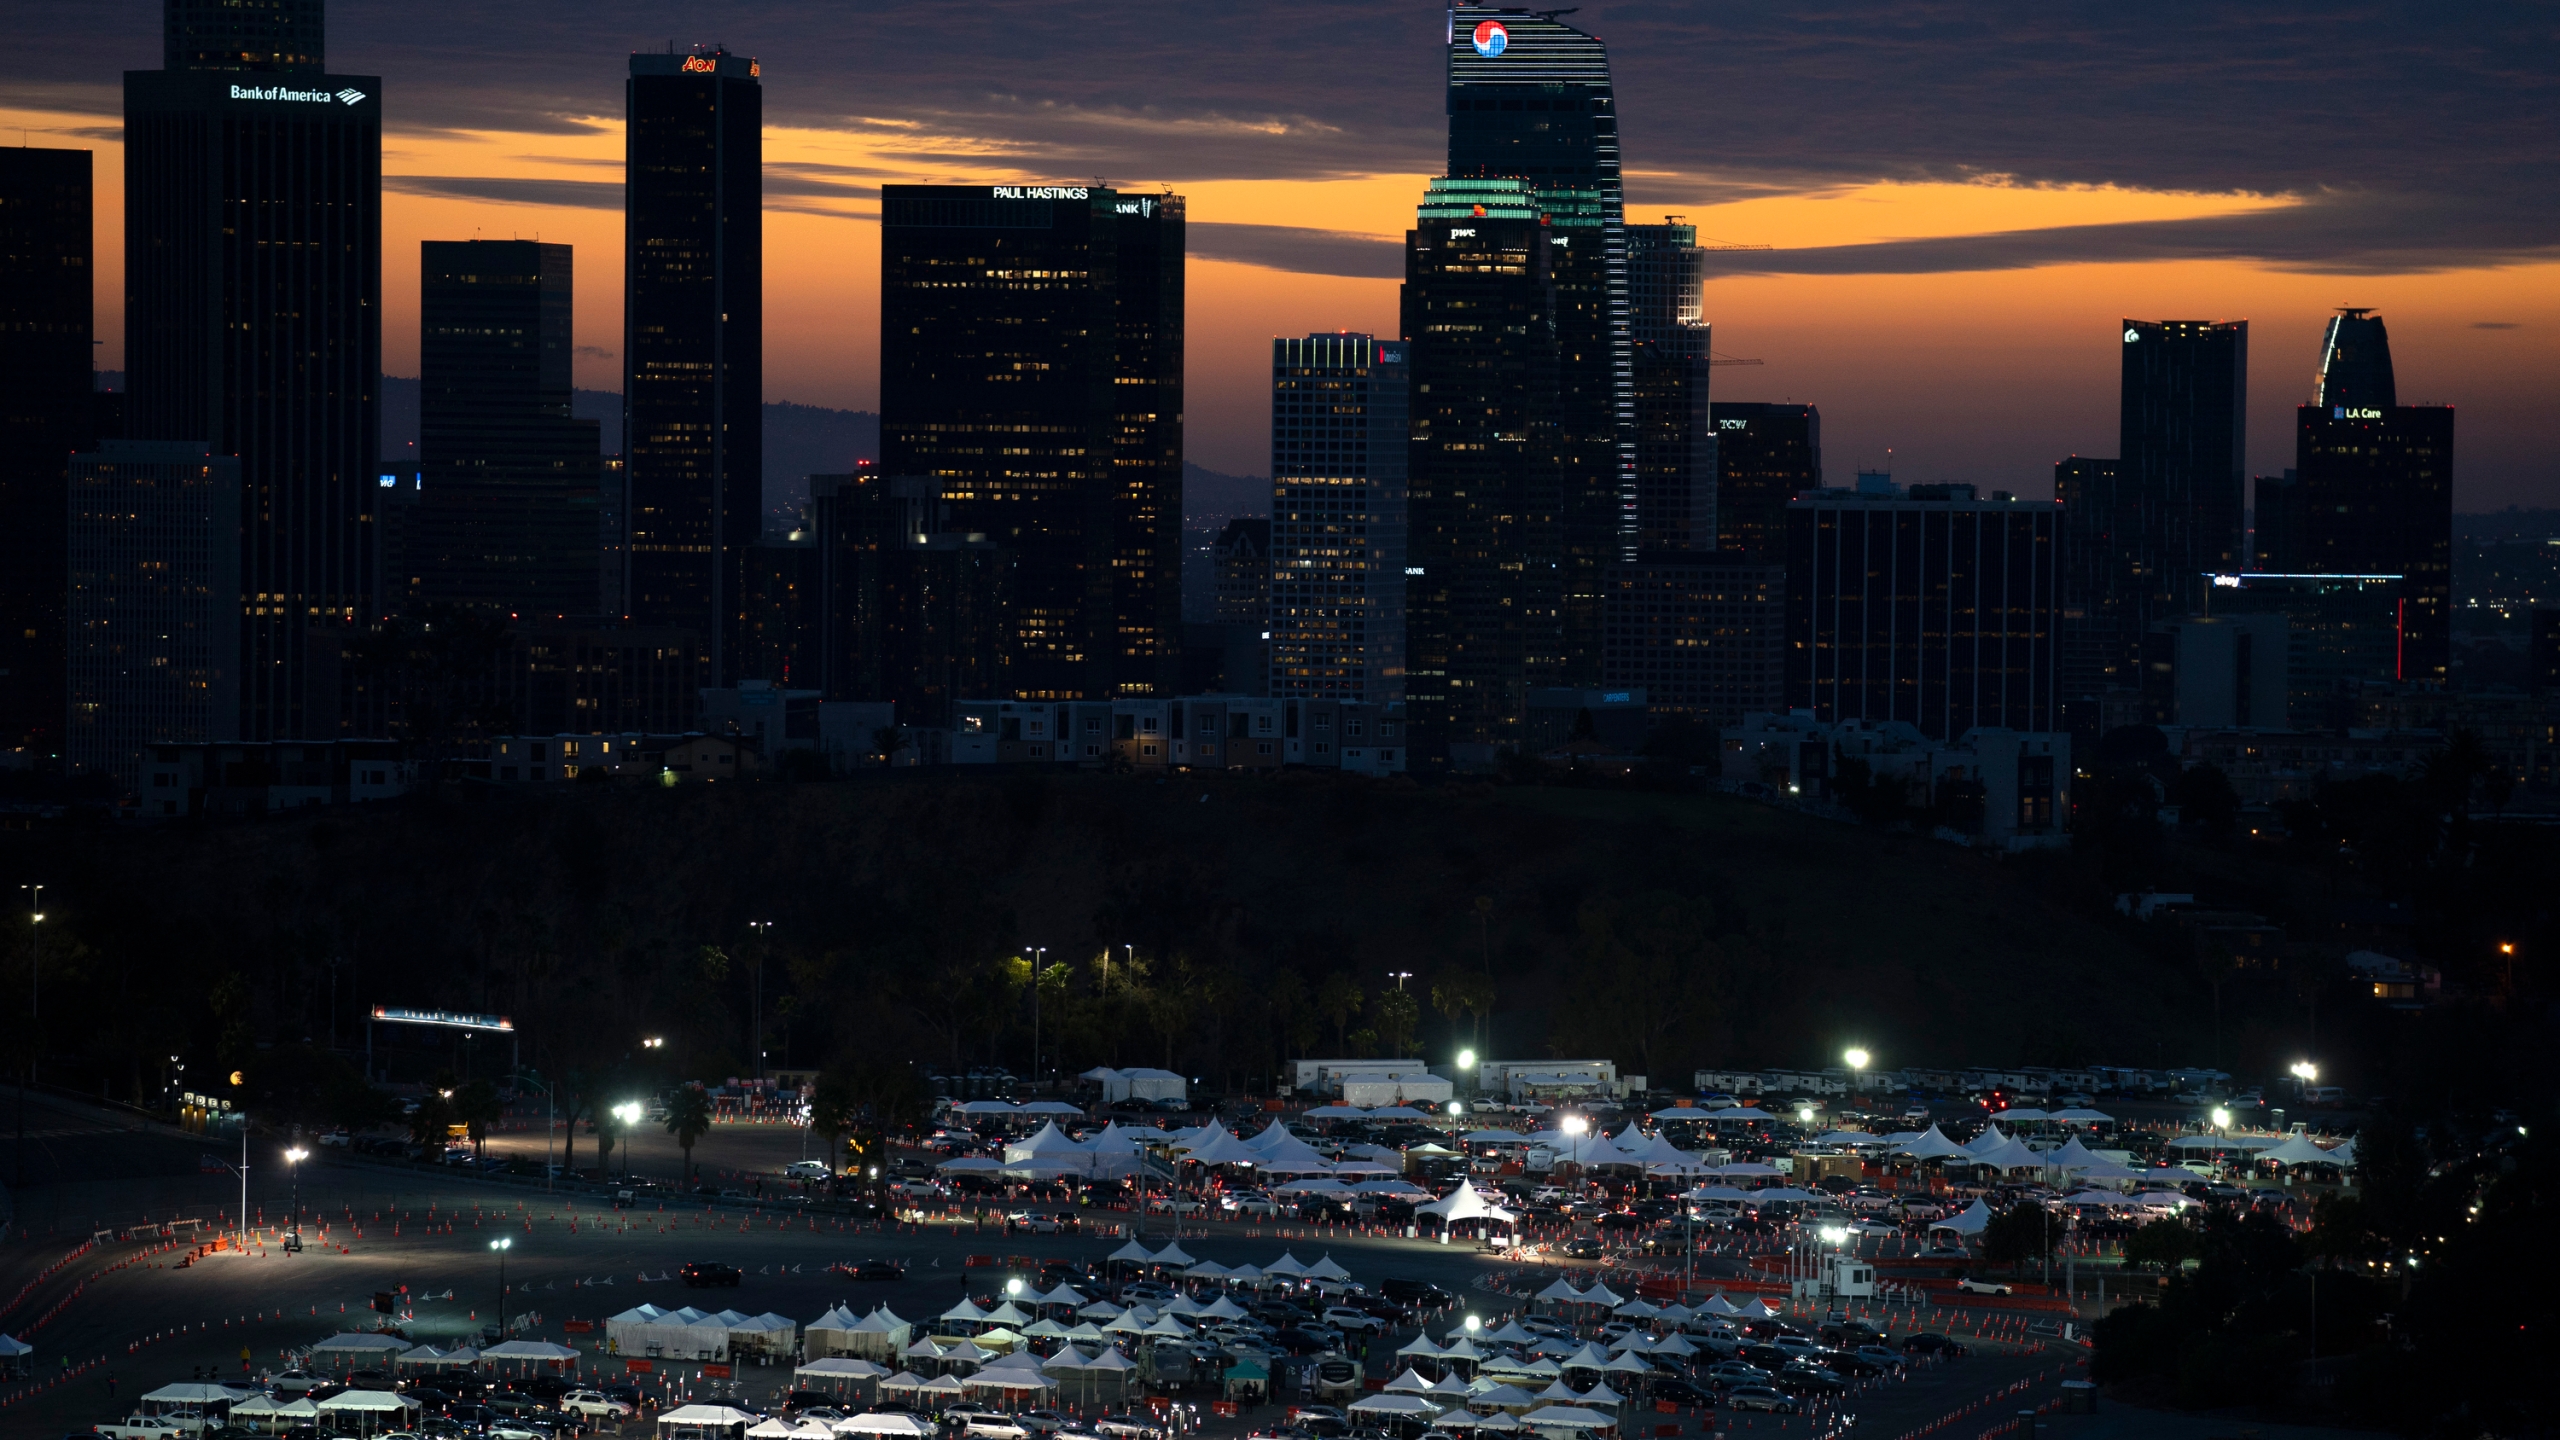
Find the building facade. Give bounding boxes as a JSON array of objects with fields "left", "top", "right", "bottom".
[
  {"left": 624, "top": 47, "right": 761, "bottom": 681},
  {"left": 1448, "top": 4, "right": 1633, "bottom": 683},
  {"left": 1785, "top": 487, "right": 2063, "bottom": 741},
  {"left": 66, "top": 442, "right": 243, "bottom": 791},
  {"left": 0, "top": 147, "right": 97, "bottom": 755},
  {"left": 1602, "top": 559, "right": 1784, "bottom": 727},
  {"left": 808, "top": 467, "right": 1010, "bottom": 728},
  {"left": 408, "top": 240, "right": 601, "bottom": 619},
  {"left": 2090, "top": 319, "right": 2248, "bottom": 693},
  {"left": 1267, "top": 334, "right": 1408, "bottom": 704},
  {"left": 1627, "top": 221, "right": 1715, "bottom": 557},
  {"left": 879, "top": 183, "right": 1184, "bottom": 701},
  {"left": 2292, "top": 310, "right": 2453, "bottom": 686},
  {"left": 124, "top": 0, "right": 380, "bottom": 740},
  {"left": 1712, "top": 402, "right": 1821, "bottom": 564},
  {"left": 1402, "top": 176, "right": 1561, "bottom": 767}
]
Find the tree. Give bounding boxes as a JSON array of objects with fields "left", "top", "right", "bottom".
[
  {"left": 1979, "top": 1202, "right": 2055, "bottom": 1273},
  {"left": 663, "top": 1083, "right": 713, "bottom": 1184},
  {"left": 2171, "top": 763, "right": 2240, "bottom": 835},
  {"left": 453, "top": 1079, "right": 502, "bottom": 1160},
  {"left": 1432, "top": 971, "right": 1495, "bottom": 1056},
  {"left": 1373, "top": 986, "right": 1420, "bottom": 1058},
  {"left": 407, "top": 1091, "right": 456, "bottom": 1151},
  {"left": 1316, "top": 972, "right": 1363, "bottom": 1052},
  {"left": 2122, "top": 1216, "right": 2200, "bottom": 1273}
]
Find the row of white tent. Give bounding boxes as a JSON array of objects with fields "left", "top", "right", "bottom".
[
  {"left": 605, "top": 1306, "right": 804, "bottom": 1360},
  {"left": 301, "top": 1334, "right": 581, "bottom": 1371}
]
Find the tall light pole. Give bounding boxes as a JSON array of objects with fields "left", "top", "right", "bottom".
[
  {"left": 746, "top": 921, "right": 774, "bottom": 1087},
  {"left": 1028, "top": 947, "right": 1047, "bottom": 1085},
  {"left": 491, "top": 1237, "right": 512, "bottom": 1337},
  {"left": 16, "top": 884, "right": 40, "bottom": 1188},
  {"left": 1844, "top": 1048, "right": 1870, "bottom": 1105},
  {"left": 613, "top": 1101, "right": 644, "bottom": 1180},
  {"left": 285, "top": 1147, "right": 308, "bottom": 1241}
]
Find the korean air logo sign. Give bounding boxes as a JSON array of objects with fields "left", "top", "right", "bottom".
[{"left": 1472, "top": 20, "right": 1509, "bottom": 56}]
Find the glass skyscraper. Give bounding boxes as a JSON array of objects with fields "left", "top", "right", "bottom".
[
  {"left": 879, "top": 183, "right": 1185, "bottom": 702},
  {"left": 409, "top": 240, "right": 601, "bottom": 620},
  {"left": 1268, "top": 334, "right": 1408, "bottom": 704},
  {"left": 2293, "top": 308, "right": 2453, "bottom": 684},
  {"left": 1447, "top": 3, "right": 1633, "bottom": 683},
  {"left": 625, "top": 47, "right": 761, "bottom": 683},
  {"left": 1627, "top": 221, "right": 1714, "bottom": 557},
  {"left": 124, "top": 0, "right": 379, "bottom": 740},
  {"left": 1402, "top": 176, "right": 1562, "bottom": 767},
  {"left": 0, "top": 147, "right": 97, "bottom": 756}
]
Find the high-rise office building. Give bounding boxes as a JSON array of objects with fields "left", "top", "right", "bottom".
[
  {"left": 738, "top": 531, "right": 819, "bottom": 689},
  {"left": 2054, "top": 454, "right": 2125, "bottom": 726},
  {"left": 879, "top": 182, "right": 1185, "bottom": 701},
  {"left": 2252, "top": 468, "right": 2304, "bottom": 572},
  {"left": 1403, "top": 176, "right": 1562, "bottom": 767},
  {"left": 2102, "top": 319, "right": 2247, "bottom": 673},
  {"left": 1602, "top": 559, "right": 1783, "bottom": 727},
  {"left": 1213, "top": 518, "right": 1271, "bottom": 629},
  {"left": 808, "top": 467, "right": 1009, "bottom": 726},
  {"left": 0, "top": 147, "right": 97, "bottom": 755},
  {"left": 66, "top": 442, "right": 243, "bottom": 791},
  {"left": 1712, "top": 402, "right": 1821, "bottom": 562},
  {"left": 1627, "top": 222, "right": 1714, "bottom": 557},
  {"left": 625, "top": 47, "right": 761, "bottom": 682},
  {"left": 1448, "top": 4, "right": 1633, "bottom": 683},
  {"left": 406, "top": 240, "right": 601, "bottom": 619},
  {"left": 2293, "top": 309, "right": 2454, "bottom": 685},
  {"left": 1268, "top": 334, "right": 1408, "bottom": 704},
  {"left": 124, "top": 0, "right": 380, "bottom": 740},
  {"left": 1785, "top": 486, "right": 2063, "bottom": 741},
  {"left": 2198, "top": 570, "right": 2406, "bottom": 729}
]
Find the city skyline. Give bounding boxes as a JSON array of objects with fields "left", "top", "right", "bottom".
[{"left": 7, "top": 2, "right": 2551, "bottom": 507}]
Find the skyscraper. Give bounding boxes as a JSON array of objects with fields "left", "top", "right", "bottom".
[
  {"left": 879, "top": 182, "right": 1185, "bottom": 701},
  {"left": 1711, "top": 402, "right": 1821, "bottom": 562},
  {"left": 66, "top": 442, "right": 243, "bottom": 790},
  {"left": 1268, "top": 334, "right": 1408, "bottom": 704},
  {"left": 125, "top": 0, "right": 380, "bottom": 740},
  {"left": 2054, "top": 454, "right": 2126, "bottom": 725},
  {"left": 1785, "top": 486, "right": 2063, "bottom": 741},
  {"left": 808, "top": 466, "right": 1010, "bottom": 726},
  {"left": 1627, "top": 221, "right": 1714, "bottom": 556},
  {"left": 406, "top": 240, "right": 601, "bottom": 619},
  {"left": 625, "top": 47, "right": 761, "bottom": 682},
  {"left": 1403, "top": 176, "right": 1562, "bottom": 767},
  {"left": 0, "top": 147, "right": 96, "bottom": 755},
  {"left": 2293, "top": 309, "right": 2453, "bottom": 683},
  {"left": 1447, "top": 4, "right": 1632, "bottom": 683},
  {"left": 2111, "top": 319, "right": 2247, "bottom": 663}
]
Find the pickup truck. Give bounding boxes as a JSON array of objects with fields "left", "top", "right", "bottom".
[{"left": 94, "top": 1416, "right": 196, "bottom": 1439}]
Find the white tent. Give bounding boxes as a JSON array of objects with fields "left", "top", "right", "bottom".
[
  {"left": 228, "top": 1394, "right": 319, "bottom": 1432},
  {"left": 1962, "top": 1124, "right": 2013, "bottom": 1156},
  {"left": 834, "top": 1415, "right": 934, "bottom": 1437},
  {"left": 1263, "top": 1251, "right": 1307, "bottom": 1276},
  {"left": 1350, "top": 1394, "right": 1443, "bottom": 1417},
  {"left": 1896, "top": 1125, "right": 1970, "bottom": 1160},
  {"left": 140, "top": 1382, "right": 258, "bottom": 1416},
  {"left": 1520, "top": 1407, "right": 1616, "bottom": 1432},
  {"left": 1385, "top": 1368, "right": 1435, "bottom": 1394},
  {"left": 2259, "top": 1134, "right": 2345, "bottom": 1166},
  {"left": 2328, "top": 1137, "right": 2359, "bottom": 1166},
  {"left": 748, "top": 1420, "right": 828, "bottom": 1440},
  {"left": 1004, "top": 1122, "right": 1091, "bottom": 1165},
  {"left": 1929, "top": 1199, "right": 1994, "bottom": 1236},
  {"left": 306, "top": 1333, "right": 411, "bottom": 1371},
  {"left": 1969, "top": 1135, "right": 2046, "bottom": 1171},
  {"left": 1306, "top": 1254, "right": 1352, "bottom": 1280},
  {"left": 1088, "top": 1067, "right": 1188, "bottom": 1104},
  {"left": 1180, "top": 1129, "right": 1265, "bottom": 1166},
  {"left": 1305, "top": 1104, "right": 1369, "bottom": 1119},
  {"left": 314, "top": 1389, "right": 422, "bottom": 1436},
  {"left": 1417, "top": 1184, "right": 1517, "bottom": 1227},
  {"left": 2050, "top": 1107, "right": 2115, "bottom": 1124},
  {"left": 657, "top": 1404, "right": 763, "bottom": 1440},
  {"left": 1018, "top": 1099, "right": 1085, "bottom": 1115},
  {"left": 1245, "top": 1121, "right": 1330, "bottom": 1165},
  {"left": 797, "top": 1356, "right": 888, "bottom": 1384},
  {"left": 1149, "top": 1240, "right": 1197, "bottom": 1266}
]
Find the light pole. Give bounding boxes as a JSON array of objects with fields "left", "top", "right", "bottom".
[
  {"left": 16, "top": 884, "right": 40, "bottom": 1189},
  {"left": 1028, "top": 946, "right": 1047, "bottom": 1085},
  {"left": 491, "top": 1237, "right": 512, "bottom": 1337},
  {"left": 1457, "top": 1049, "right": 1477, "bottom": 1101},
  {"left": 613, "top": 1101, "right": 644, "bottom": 1180},
  {"left": 747, "top": 921, "right": 774, "bottom": 1087},
  {"left": 1843, "top": 1048, "right": 1869, "bottom": 1104},
  {"left": 285, "top": 1147, "right": 308, "bottom": 1241}
]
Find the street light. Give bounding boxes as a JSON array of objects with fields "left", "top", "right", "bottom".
[
  {"left": 1559, "top": 1115, "right": 1589, "bottom": 1137},
  {"left": 284, "top": 1147, "right": 309, "bottom": 1242},
  {"left": 490, "top": 1237, "right": 512, "bottom": 1337},
  {"left": 1447, "top": 1101, "right": 1465, "bottom": 1118},
  {"left": 612, "top": 1101, "right": 644, "bottom": 1179},
  {"left": 1818, "top": 1225, "right": 1849, "bottom": 1246},
  {"left": 1389, "top": 970, "right": 1413, "bottom": 991},
  {"left": 2288, "top": 1061, "right": 2319, "bottom": 1083},
  {"left": 2210, "top": 1107, "right": 2233, "bottom": 1131},
  {"left": 1462, "top": 1314, "right": 1480, "bottom": 1334},
  {"left": 642, "top": 1037, "right": 665, "bottom": 1050},
  {"left": 748, "top": 920, "right": 776, "bottom": 1085}
]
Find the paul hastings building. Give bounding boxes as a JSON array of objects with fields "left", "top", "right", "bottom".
[
  {"left": 124, "top": 0, "right": 380, "bottom": 740},
  {"left": 879, "top": 183, "right": 1185, "bottom": 702}
]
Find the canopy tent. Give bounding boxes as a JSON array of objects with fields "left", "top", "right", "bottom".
[
  {"left": 1996, "top": 1108, "right": 2050, "bottom": 1123},
  {"left": 1895, "top": 1125, "right": 1970, "bottom": 1160},
  {"left": 608, "top": 1304, "right": 739, "bottom": 1362},
  {"left": 140, "top": 1383, "right": 258, "bottom": 1415},
  {"left": 227, "top": 1395, "right": 320, "bottom": 1432},
  {"left": 953, "top": 1100, "right": 1021, "bottom": 1115},
  {"left": 1004, "top": 1122, "right": 1091, "bottom": 1165},
  {"left": 1450, "top": 1412, "right": 1527, "bottom": 1432},
  {"left": 2328, "top": 1137, "right": 2359, "bottom": 1166},
  {"left": 2045, "top": 1134, "right": 2104, "bottom": 1169},
  {"left": 795, "top": 1357, "right": 889, "bottom": 1392},
  {"left": 1368, "top": 1106, "right": 1436, "bottom": 1120},
  {"left": 1148, "top": 1240, "right": 1197, "bottom": 1266},
  {"left": 1018, "top": 1100, "right": 1085, "bottom": 1115},
  {"left": 1385, "top": 1368, "right": 1436, "bottom": 1394},
  {"left": 1305, "top": 1254, "right": 1352, "bottom": 1280},
  {"left": 1244, "top": 1121, "right": 1330, "bottom": 1165},
  {"left": 2166, "top": 1132, "right": 2284, "bottom": 1151},
  {"left": 832, "top": 1417, "right": 934, "bottom": 1438},
  {"left": 2130, "top": 1190, "right": 2203, "bottom": 1208},
  {"left": 747, "top": 1421, "right": 830, "bottom": 1440},
  {"left": 1929, "top": 1199, "right": 1995, "bottom": 1236},
  {"left": 2049, "top": 1107, "right": 2115, "bottom": 1123},
  {"left": 2258, "top": 1134, "right": 2346, "bottom": 1166},
  {"left": 1180, "top": 1129, "right": 1267, "bottom": 1166},
  {"left": 1469, "top": 1382, "right": 1538, "bottom": 1410},
  {"left": 314, "top": 1389, "right": 423, "bottom": 1436},
  {"left": 1350, "top": 1394, "right": 1444, "bottom": 1417},
  {"left": 1703, "top": 1161, "right": 1782, "bottom": 1178},
  {"left": 1463, "top": 1129, "right": 1531, "bottom": 1144},
  {"left": 657, "top": 1404, "right": 764, "bottom": 1440},
  {"left": 1649, "top": 1333, "right": 1699, "bottom": 1359},
  {"left": 1304, "top": 1104, "right": 1369, "bottom": 1119},
  {"left": 1263, "top": 1252, "right": 1308, "bottom": 1276},
  {"left": 1417, "top": 1184, "right": 1518, "bottom": 1229},
  {"left": 307, "top": 1333, "right": 411, "bottom": 1371},
  {"left": 1811, "top": 1130, "right": 1881, "bottom": 1146},
  {"left": 1962, "top": 1125, "right": 2014, "bottom": 1156},
  {"left": 1520, "top": 1406, "right": 1616, "bottom": 1432},
  {"left": 1333, "top": 1162, "right": 1403, "bottom": 1179},
  {"left": 1967, "top": 1135, "right": 2046, "bottom": 1171}
]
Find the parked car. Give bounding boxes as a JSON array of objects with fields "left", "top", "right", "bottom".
[
  {"left": 1900, "top": 1332, "right": 1968, "bottom": 1356},
  {"left": 1724, "top": 1386, "right": 1798, "bottom": 1414},
  {"left": 1955, "top": 1276, "right": 2012, "bottom": 1296},
  {"left": 679, "top": 1261, "right": 743, "bottom": 1287},
  {"left": 1378, "top": 1278, "right": 1454, "bottom": 1308},
  {"left": 1320, "top": 1307, "right": 1384, "bottom": 1334},
  {"left": 94, "top": 1418, "right": 195, "bottom": 1440},
  {"left": 1015, "top": 1412, "right": 1069, "bottom": 1435},
  {"left": 1650, "top": 1379, "right": 1714, "bottom": 1406},
  {"left": 1852, "top": 1345, "right": 1904, "bottom": 1370},
  {"left": 560, "top": 1391, "right": 632, "bottom": 1419},
  {"left": 784, "top": 1160, "right": 833, "bottom": 1179}
]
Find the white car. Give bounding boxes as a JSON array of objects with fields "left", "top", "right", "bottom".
[
  {"left": 1223, "top": 1192, "right": 1281, "bottom": 1216},
  {"left": 316, "top": 1130, "right": 350, "bottom": 1147},
  {"left": 784, "top": 1160, "right": 833, "bottom": 1179},
  {"left": 1094, "top": 1416, "right": 1165, "bottom": 1440},
  {"left": 1845, "top": 1218, "right": 1900, "bottom": 1238},
  {"left": 1320, "top": 1306, "right": 1384, "bottom": 1333},
  {"left": 1955, "top": 1276, "right": 2013, "bottom": 1295},
  {"left": 561, "top": 1390, "right": 634, "bottom": 1418},
  {"left": 94, "top": 1418, "right": 193, "bottom": 1440},
  {"left": 965, "top": 1418, "right": 1031, "bottom": 1440},
  {"left": 1016, "top": 1411, "right": 1069, "bottom": 1434}
]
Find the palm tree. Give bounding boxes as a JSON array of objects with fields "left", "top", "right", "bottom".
[
  {"left": 454, "top": 1080, "right": 503, "bottom": 1161},
  {"left": 663, "top": 1083, "right": 714, "bottom": 1185}
]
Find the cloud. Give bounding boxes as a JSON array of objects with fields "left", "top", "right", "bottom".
[
  {"left": 574, "top": 344, "right": 615, "bottom": 359},
  {"left": 2471, "top": 322, "right": 2521, "bottom": 331},
  {"left": 385, "top": 175, "right": 621, "bottom": 210},
  {"left": 1190, "top": 222, "right": 1403, "bottom": 279},
  {"left": 20, "top": 0, "right": 2556, "bottom": 274}
]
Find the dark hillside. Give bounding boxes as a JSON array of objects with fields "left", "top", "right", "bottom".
[{"left": 11, "top": 774, "right": 2202, "bottom": 1099}]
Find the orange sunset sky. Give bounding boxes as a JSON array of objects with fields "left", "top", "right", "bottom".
[{"left": 16, "top": 1, "right": 2558, "bottom": 506}]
